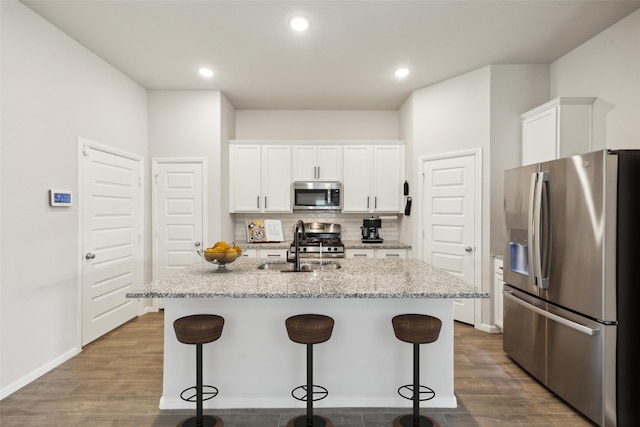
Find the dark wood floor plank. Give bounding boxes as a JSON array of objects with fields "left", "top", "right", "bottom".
[{"left": 0, "top": 312, "right": 595, "bottom": 426}]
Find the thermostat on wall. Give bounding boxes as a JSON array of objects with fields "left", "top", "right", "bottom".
[{"left": 49, "top": 190, "right": 72, "bottom": 207}]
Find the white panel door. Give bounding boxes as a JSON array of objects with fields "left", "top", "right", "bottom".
[
  {"left": 81, "top": 142, "right": 142, "bottom": 345},
  {"left": 153, "top": 160, "right": 204, "bottom": 281},
  {"left": 423, "top": 154, "right": 477, "bottom": 325}
]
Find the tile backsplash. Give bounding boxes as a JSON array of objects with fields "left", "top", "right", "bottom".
[{"left": 234, "top": 213, "right": 399, "bottom": 242}]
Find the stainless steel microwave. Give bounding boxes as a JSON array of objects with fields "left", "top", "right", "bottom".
[{"left": 292, "top": 181, "right": 342, "bottom": 211}]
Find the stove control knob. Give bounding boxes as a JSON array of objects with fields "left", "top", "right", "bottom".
[{"left": 302, "top": 247, "right": 307, "bottom": 252}]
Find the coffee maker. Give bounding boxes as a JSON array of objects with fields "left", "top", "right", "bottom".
[{"left": 361, "top": 217, "right": 383, "bottom": 243}]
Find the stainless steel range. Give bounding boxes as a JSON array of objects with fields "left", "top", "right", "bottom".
[{"left": 289, "top": 222, "right": 344, "bottom": 258}]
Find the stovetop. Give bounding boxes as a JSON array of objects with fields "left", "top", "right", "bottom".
[{"left": 291, "top": 222, "right": 344, "bottom": 257}]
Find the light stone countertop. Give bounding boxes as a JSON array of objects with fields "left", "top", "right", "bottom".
[
  {"left": 127, "top": 257, "right": 488, "bottom": 299},
  {"left": 240, "top": 240, "right": 411, "bottom": 250}
]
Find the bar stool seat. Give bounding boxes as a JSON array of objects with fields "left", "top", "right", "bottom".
[
  {"left": 285, "top": 314, "right": 335, "bottom": 427},
  {"left": 392, "top": 314, "right": 442, "bottom": 427},
  {"left": 174, "top": 314, "right": 225, "bottom": 427}
]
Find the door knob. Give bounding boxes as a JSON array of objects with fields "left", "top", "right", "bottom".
[
  {"left": 194, "top": 241, "right": 201, "bottom": 247},
  {"left": 85, "top": 253, "right": 96, "bottom": 259},
  {"left": 464, "top": 246, "right": 473, "bottom": 252}
]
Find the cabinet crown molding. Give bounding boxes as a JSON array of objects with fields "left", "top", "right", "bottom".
[
  {"left": 520, "top": 97, "right": 596, "bottom": 120},
  {"left": 230, "top": 139, "right": 404, "bottom": 145}
]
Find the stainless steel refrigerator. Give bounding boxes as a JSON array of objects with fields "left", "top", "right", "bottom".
[{"left": 503, "top": 149, "right": 640, "bottom": 427}]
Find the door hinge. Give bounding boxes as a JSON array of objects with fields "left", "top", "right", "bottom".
[
  {"left": 82, "top": 145, "right": 89, "bottom": 156},
  {"left": 154, "top": 174, "right": 159, "bottom": 184},
  {"left": 422, "top": 172, "right": 425, "bottom": 183}
]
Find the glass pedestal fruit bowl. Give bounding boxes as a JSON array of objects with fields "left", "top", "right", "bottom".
[{"left": 197, "top": 243, "right": 242, "bottom": 272}]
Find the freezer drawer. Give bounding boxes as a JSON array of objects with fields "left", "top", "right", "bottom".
[{"left": 503, "top": 287, "right": 610, "bottom": 426}]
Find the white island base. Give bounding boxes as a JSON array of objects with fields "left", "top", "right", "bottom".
[{"left": 160, "top": 298, "right": 457, "bottom": 410}]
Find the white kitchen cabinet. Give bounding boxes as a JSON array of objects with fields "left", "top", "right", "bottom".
[
  {"left": 521, "top": 97, "right": 595, "bottom": 165},
  {"left": 229, "top": 144, "right": 291, "bottom": 213},
  {"left": 343, "top": 144, "right": 404, "bottom": 213},
  {"left": 345, "top": 249, "right": 375, "bottom": 259},
  {"left": 292, "top": 145, "right": 342, "bottom": 182},
  {"left": 257, "top": 249, "right": 288, "bottom": 259},
  {"left": 494, "top": 257, "right": 504, "bottom": 330},
  {"left": 376, "top": 249, "right": 407, "bottom": 259},
  {"left": 345, "top": 248, "right": 407, "bottom": 259},
  {"left": 240, "top": 249, "right": 257, "bottom": 258}
]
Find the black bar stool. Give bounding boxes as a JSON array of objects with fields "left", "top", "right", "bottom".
[
  {"left": 285, "top": 314, "right": 335, "bottom": 427},
  {"left": 391, "top": 314, "right": 442, "bottom": 427},
  {"left": 173, "top": 314, "right": 225, "bottom": 427}
]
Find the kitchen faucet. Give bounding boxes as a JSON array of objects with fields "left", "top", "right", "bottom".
[{"left": 288, "top": 220, "right": 306, "bottom": 272}]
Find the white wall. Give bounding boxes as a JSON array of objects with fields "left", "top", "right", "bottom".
[
  {"left": 398, "top": 94, "right": 415, "bottom": 245},
  {"left": 148, "top": 91, "right": 236, "bottom": 244},
  {"left": 404, "top": 65, "right": 550, "bottom": 329},
  {"left": 236, "top": 110, "right": 399, "bottom": 140},
  {"left": 0, "top": 1, "right": 148, "bottom": 398},
  {"left": 550, "top": 9, "right": 640, "bottom": 150},
  {"left": 489, "top": 65, "right": 549, "bottom": 256}
]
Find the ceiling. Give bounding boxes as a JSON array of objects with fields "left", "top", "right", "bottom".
[{"left": 22, "top": 0, "right": 640, "bottom": 110}]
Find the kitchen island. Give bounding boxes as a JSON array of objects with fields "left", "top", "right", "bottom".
[{"left": 127, "top": 257, "right": 488, "bottom": 410}]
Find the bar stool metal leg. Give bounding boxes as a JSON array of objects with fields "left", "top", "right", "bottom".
[
  {"left": 286, "top": 314, "right": 334, "bottom": 427},
  {"left": 392, "top": 314, "right": 441, "bottom": 427},
  {"left": 174, "top": 314, "right": 224, "bottom": 427}
]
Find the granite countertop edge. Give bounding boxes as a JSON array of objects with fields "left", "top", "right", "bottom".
[
  {"left": 127, "top": 258, "right": 489, "bottom": 300},
  {"left": 127, "top": 291, "right": 485, "bottom": 299},
  {"left": 241, "top": 240, "right": 412, "bottom": 250}
]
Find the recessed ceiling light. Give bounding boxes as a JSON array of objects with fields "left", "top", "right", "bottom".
[
  {"left": 198, "top": 67, "right": 214, "bottom": 78},
  {"left": 395, "top": 67, "right": 411, "bottom": 79},
  {"left": 289, "top": 15, "right": 310, "bottom": 32}
]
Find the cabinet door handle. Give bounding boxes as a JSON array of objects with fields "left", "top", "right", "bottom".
[
  {"left": 367, "top": 197, "right": 370, "bottom": 209},
  {"left": 264, "top": 197, "right": 267, "bottom": 209},
  {"left": 257, "top": 196, "right": 260, "bottom": 209},
  {"left": 317, "top": 166, "right": 320, "bottom": 179},
  {"left": 354, "top": 253, "right": 368, "bottom": 257},
  {"left": 375, "top": 197, "right": 377, "bottom": 209},
  {"left": 385, "top": 253, "right": 400, "bottom": 257}
]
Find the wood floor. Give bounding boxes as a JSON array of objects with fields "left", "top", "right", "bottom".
[{"left": 0, "top": 311, "right": 595, "bottom": 427}]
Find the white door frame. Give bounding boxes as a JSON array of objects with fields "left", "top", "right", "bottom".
[
  {"left": 77, "top": 138, "right": 145, "bottom": 348},
  {"left": 418, "top": 148, "right": 483, "bottom": 327}
]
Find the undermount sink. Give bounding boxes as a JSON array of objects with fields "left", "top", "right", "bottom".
[{"left": 257, "top": 260, "right": 341, "bottom": 272}]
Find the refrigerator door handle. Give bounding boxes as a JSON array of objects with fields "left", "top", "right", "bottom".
[
  {"left": 528, "top": 173, "right": 538, "bottom": 287},
  {"left": 503, "top": 290, "right": 600, "bottom": 336},
  {"left": 537, "top": 172, "right": 551, "bottom": 289},
  {"left": 529, "top": 172, "right": 551, "bottom": 289}
]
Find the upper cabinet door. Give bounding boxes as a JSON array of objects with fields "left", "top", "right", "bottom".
[
  {"left": 521, "top": 97, "right": 595, "bottom": 166},
  {"left": 343, "top": 144, "right": 404, "bottom": 213},
  {"left": 372, "top": 145, "right": 403, "bottom": 212},
  {"left": 229, "top": 144, "right": 291, "bottom": 213},
  {"left": 291, "top": 146, "right": 317, "bottom": 181},
  {"left": 292, "top": 145, "right": 342, "bottom": 181},
  {"left": 342, "top": 145, "right": 372, "bottom": 212},
  {"left": 262, "top": 145, "right": 291, "bottom": 212},
  {"left": 229, "top": 145, "right": 262, "bottom": 212},
  {"left": 316, "top": 146, "right": 342, "bottom": 181}
]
